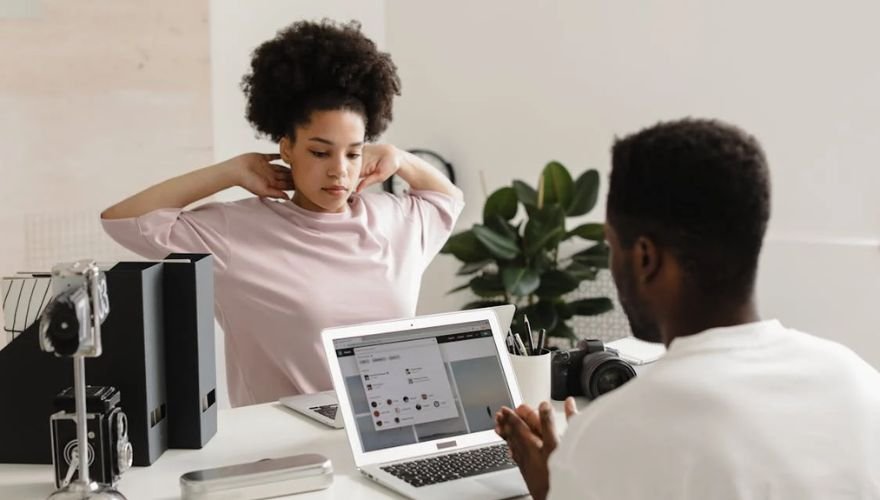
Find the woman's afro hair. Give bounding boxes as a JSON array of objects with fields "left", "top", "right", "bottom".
[{"left": 241, "top": 19, "right": 401, "bottom": 143}]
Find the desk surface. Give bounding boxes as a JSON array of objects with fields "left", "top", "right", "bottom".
[{"left": 0, "top": 401, "right": 574, "bottom": 499}]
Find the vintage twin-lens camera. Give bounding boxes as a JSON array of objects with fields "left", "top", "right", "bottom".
[
  {"left": 38, "top": 260, "right": 132, "bottom": 496},
  {"left": 50, "top": 386, "right": 133, "bottom": 488},
  {"left": 550, "top": 339, "right": 637, "bottom": 401},
  {"left": 39, "top": 260, "right": 109, "bottom": 357}
]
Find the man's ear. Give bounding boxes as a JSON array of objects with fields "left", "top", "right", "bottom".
[
  {"left": 633, "top": 236, "right": 661, "bottom": 284},
  {"left": 279, "top": 136, "right": 293, "bottom": 164}
]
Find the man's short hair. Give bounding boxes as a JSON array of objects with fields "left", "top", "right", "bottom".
[{"left": 608, "top": 118, "right": 771, "bottom": 300}]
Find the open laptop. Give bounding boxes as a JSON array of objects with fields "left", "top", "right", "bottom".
[
  {"left": 279, "top": 389, "right": 344, "bottom": 428},
  {"left": 279, "top": 305, "right": 516, "bottom": 431},
  {"left": 321, "top": 306, "right": 528, "bottom": 500}
]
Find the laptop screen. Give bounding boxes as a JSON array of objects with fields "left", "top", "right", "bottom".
[{"left": 332, "top": 319, "right": 514, "bottom": 453}]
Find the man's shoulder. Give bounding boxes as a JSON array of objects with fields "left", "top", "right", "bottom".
[
  {"left": 564, "top": 374, "right": 656, "bottom": 437},
  {"left": 560, "top": 355, "right": 709, "bottom": 438},
  {"left": 774, "top": 325, "right": 877, "bottom": 370}
]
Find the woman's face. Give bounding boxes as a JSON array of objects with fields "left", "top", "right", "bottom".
[{"left": 281, "top": 109, "right": 366, "bottom": 213}]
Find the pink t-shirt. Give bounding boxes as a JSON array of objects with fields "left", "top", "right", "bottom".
[{"left": 101, "top": 190, "right": 463, "bottom": 407}]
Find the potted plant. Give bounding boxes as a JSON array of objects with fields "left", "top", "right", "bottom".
[{"left": 441, "top": 161, "right": 612, "bottom": 344}]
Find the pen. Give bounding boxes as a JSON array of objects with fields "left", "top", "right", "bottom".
[
  {"left": 524, "top": 315, "right": 535, "bottom": 353},
  {"left": 513, "top": 333, "right": 529, "bottom": 356},
  {"left": 536, "top": 328, "right": 546, "bottom": 353},
  {"left": 507, "top": 328, "right": 532, "bottom": 356}
]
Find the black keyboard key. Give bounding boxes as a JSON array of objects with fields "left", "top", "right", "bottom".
[
  {"left": 380, "top": 444, "right": 516, "bottom": 487},
  {"left": 309, "top": 404, "right": 338, "bottom": 419}
]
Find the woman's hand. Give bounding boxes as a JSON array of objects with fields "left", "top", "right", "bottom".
[
  {"left": 356, "top": 144, "right": 402, "bottom": 193},
  {"left": 227, "top": 153, "right": 294, "bottom": 199},
  {"left": 358, "top": 144, "right": 463, "bottom": 200}
]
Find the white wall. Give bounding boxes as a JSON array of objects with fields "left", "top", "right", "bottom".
[
  {"left": 383, "top": 1, "right": 880, "bottom": 365},
  {"left": 0, "top": 0, "right": 212, "bottom": 341}
]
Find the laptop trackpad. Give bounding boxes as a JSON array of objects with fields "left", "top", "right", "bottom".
[{"left": 475, "top": 468, "right": 528, "bottom": 498}]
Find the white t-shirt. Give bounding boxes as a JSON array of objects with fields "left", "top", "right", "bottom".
[{"left": 548, "top": 320, "right": 880, "bottom": 500}]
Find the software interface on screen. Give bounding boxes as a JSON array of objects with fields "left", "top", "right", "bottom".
[{"left": 333, "top": 320, "right": 514, "bottom": 452}]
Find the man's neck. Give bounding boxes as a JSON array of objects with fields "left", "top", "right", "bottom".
[{"left": 660, "top": 297, "right": 761, "bottom": 346}]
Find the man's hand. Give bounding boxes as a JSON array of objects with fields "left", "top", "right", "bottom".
[{"left": 494, "top": 398, "right": 579, "bottom": 500}]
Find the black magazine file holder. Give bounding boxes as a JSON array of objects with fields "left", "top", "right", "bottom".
[{"left": 162, "top": 253, "right": 217, "bottom": 449}]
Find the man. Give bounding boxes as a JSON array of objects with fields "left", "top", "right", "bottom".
[{"left": 496, "top": 119, "right": 880, "bottom": 499}]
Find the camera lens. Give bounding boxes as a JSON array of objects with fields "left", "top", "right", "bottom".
[
  {"left": 580, "top": 352, "right": 636, "bottom": 401},
  {"left": 595, "top": 367, "right": 627, "bottom": 394},
  {"left": 43, "top": 292, "right": 82, "bottom": 356}
]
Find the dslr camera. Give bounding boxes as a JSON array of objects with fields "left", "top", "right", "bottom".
[
  {"left": 50, "top": 386, "right": 133, "bottom": 488},
  {"left": 551, "top": 339, "right": 637, "bottom": 401}
]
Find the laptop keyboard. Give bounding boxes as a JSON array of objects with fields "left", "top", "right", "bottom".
[
  {"left": 309, "top": 404, "right": 338, "bottom": 420},
  {"left": 380, "top": 443, "right": 516, "bottom": 488}
]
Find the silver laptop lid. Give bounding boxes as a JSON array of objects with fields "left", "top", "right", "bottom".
[
  {"left": 488, "top": 304, "right": 515, "bottom": 334},
  {"left": 321, "top": 308, "right": 522, "bottom": 468}
]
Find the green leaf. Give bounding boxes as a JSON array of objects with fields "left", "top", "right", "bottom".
[
  {"left": 565, "top": 223, "right": 605, "bottom": 241},
  {"left": 472, "top": 225, "right": 520, "bottom": 260},
  {"left": 463, "top": 299, "right": 509, "bottom": 310},
  {"left": 469, "top": 273, "right": 506, "bottom": 297},
  {"left": 571, "top": 242, "right": 610, "bottom": 269},
  {"left": 457, "top": 260, "right": 493, "bottom": 276},
  {"left": 517, "top": 301, "right": 559, "bottom": 334},
  {"left": 541, "top": 161, "right": 574, "bottom": 208},
  {"left": 547, "top": 321, "right": 575, "bottom": 341},
  {"left": 441, "top": 230, "right": 491, "bottom": 263},
  {"left": 524, "top": 227, "right": 564, "bottom": 256},
  {"left": 501, "top": 266, "right": 541, "bottom": 297},
  {"left": 567, "top": 169, "right": 600, "bottom": 216},
  {"left": 534, "top": 300, "right": 559, "bottom": 333},
  {"left": 555, "top": 301, "right": 574, "bottom": 320},
  {"left": 513, "top": 180, "right": 537, "bottom": 206},
  {"left": 564, "top": 261, "right": 598, "bottom": 281},
  {"left": 532, "top": 251, "right": 555, "bottom": 274},
  {"left": 535, "top": 270, "right": 581, "bottom": 298},
  {"left": 568, "top": 297, "right": 614, "bottom": 316},
  {"left": 446, "top": 282, "right": 472, "bottom": 294},
  {"left": 523, "top": 205, "right": 566, "bottom": 256},
  {"left": 483, "top": 187, "right": 518, "bottom": 222},
  {"left": 485, "top": 215, "right": 520, "bottom": 242}
]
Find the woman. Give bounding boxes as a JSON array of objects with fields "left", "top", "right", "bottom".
[{"left": 101, "top": 20, "right": 463, "bottom": 407}]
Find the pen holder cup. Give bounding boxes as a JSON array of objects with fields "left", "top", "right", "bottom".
[{"left": 508, "top": 349, "right": 552, "bottom": 408}]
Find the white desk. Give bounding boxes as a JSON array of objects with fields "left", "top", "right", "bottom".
[{"left": 0, "top": 401, "right": 575, "bottom": 500}]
